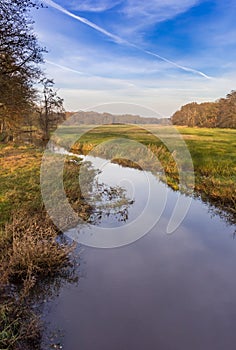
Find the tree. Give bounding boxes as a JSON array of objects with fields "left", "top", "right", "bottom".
[
  {"left": 172, "top": 102, "right": 200, "bottom": 127},
  {"left": 0, "top": 0, "right": 45, "bottom": 139},
  {"left": 0, "top": 68, "right": 37, "bottom": 140},
  {"left": 171, "top": 90, "right": 236, "bottom": 129},
  {"left": 37, "top": 78, "right": 65, "bottom": 141},
  {"left": 0, "top": 0, "right": 44, "bottom": 76},
  {"left": 217, "top": 91, "right": 236, "bottom": 128}
]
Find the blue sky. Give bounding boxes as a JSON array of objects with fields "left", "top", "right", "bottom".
[{"left": 32, "top": 0, "right": 236, "bottom": 116}]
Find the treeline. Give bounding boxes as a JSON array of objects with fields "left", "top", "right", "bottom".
[
  {"left": 171, "top": 90, "right": 236, "bottom": 128},
  {"left": 67, "top": 111, "right": 169, "bottom": 125},
  {"left": 0, "top": 0, "right": 64, "bottom": 142}
]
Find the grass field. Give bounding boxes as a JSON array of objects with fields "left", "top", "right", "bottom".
[
  {"left": 1, "top": 125, "right": 235, "bottom": 236},
  {"left": 54, "top": 124, "right": 236, "bottom": 219}
]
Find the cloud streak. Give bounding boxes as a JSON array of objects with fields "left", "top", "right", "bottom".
[
  {"left": 45, "top": 59, "right": 137, "bottom": 88},
  {"left": 143, "top": 50, "right": 211, "bottom": 79},
  {"left": 64, "top": 0, "right": 122, "bottom": 12},
  {"left": 42, "top": 0, "right": 211, "bottom": 79},
  {"left": 43, "top": 0, "right": 126, "bottom": 44},
  {"left": 46, "top": 60, "right": 84, "bottom": 74},
  {"left": 121, "top": 0, "right": 201, "bottom": 23}
]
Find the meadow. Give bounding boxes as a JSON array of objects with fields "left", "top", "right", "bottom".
[{"left": 54, "top": 124, "right": 236, "bottom": 219}]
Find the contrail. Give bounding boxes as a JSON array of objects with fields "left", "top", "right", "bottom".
[
  {"left": 143, "top": 50, "right": 211, "bottom": 79},
  {"left": 46, "top": 60, "right": 84, "bottom": 74},
  {"left": 42, "top": 0, "right": 212, "bottom": 79},
  {"left": 46, "top": 59, "right": 137, "bottom": 87},
  {"left": 42, "top": 0, "right": 127, "bottom": 44}
]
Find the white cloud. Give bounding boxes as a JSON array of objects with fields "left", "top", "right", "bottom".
[
  {"left": 43, "top": 0, "right": 126, "bottom": 44},
  {"left": 58, "top": 0, "right": 201, "bottom": 22},
  {"left": 46, "top": 54, "right": 233, "bottom": 117},
  {"left": 110, "top": 0, "right": 202, "bottom": 40},
  {"left": 65, "top": 0, "right": 122, "bottom": 12},
  {"left": 121, "top": 0, "right": 201, "bottom": 23},
  {"left": 36, "top": 0, "right": 235, "bottom": 116},
  {"left": 44, "top": 60, "right": 137, "bottom": 90},
  {"left": 42, "top": 0, "right": 211, "bottom": 79}
]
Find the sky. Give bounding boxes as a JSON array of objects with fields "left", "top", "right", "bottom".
[{"left": 32, "top": 0, "right": 236, "bottom": 117}]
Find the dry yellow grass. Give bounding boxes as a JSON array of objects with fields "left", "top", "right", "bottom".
[{"left": 0, "top": 144, "right": 92, "bottom": 350}]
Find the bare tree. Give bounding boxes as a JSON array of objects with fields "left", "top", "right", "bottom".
[
  {"left": 0, "top": 0, "right": 45, "bottom": 140},
  {"left": 37, "top": 78, "right": 65, "bottom": 141}
]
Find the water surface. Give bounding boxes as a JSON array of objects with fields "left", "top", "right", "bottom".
[{"left": 42, "top": 153, "right": 236, "bottom": 350}]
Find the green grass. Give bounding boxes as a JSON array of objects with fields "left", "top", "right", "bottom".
[
  {"left": 0, "top": 145, "right": 43, "bottom": 227},
  {"left": 53, "top": 124, "right": 236, "bottom": 218}
]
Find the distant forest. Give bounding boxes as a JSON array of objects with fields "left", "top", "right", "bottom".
[
  {"left": 67, "top": 111, "right": 168, "bottom": 125},
  {"left": 171, "top": 90, "right": 236, "bottom": 128}
]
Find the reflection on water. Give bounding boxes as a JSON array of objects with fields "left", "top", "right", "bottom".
[
  {"left": 41, "top": 152, "right": 236, "bottom": 350},
  {"left": 30, "top": 241, "right": 80, "bottom": 349},
  {"left": 80, "top": 159, "right": 135, "bottom": 227}
]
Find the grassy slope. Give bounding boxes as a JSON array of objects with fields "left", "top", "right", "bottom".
[
  {"left": 0, "top": 144, "right": 42, "bottom": 227},
  {"left": 176, "top": 127, "right": 236, "bottom": 211},
  {"left": 0, "top": 144, "right": 90, "bottom": 349}
]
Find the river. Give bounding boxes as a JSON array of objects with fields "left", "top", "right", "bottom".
[{"left": 41, "top": 149, "right": 236, "bottom": 350}]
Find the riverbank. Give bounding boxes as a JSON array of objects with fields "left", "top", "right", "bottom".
[
  {"left": 0, "top": 144, "right": 91, "bottom": 349},
  {"left": 55, "top": 125, "right": 236, "bottom": 221}
]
